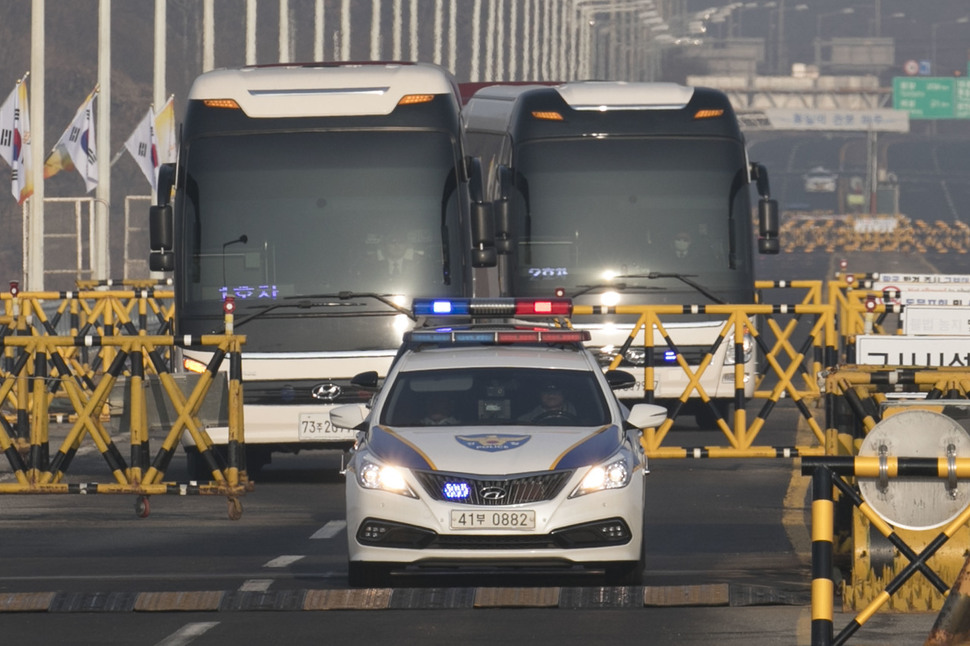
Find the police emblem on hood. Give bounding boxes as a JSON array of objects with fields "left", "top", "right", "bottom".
[{"left": 456, "top": 434, "right": 531, "bottom": 452}]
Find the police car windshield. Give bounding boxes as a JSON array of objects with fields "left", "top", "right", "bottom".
[{"left": 380, "top": 367, "right": 610, "bottom": 427}]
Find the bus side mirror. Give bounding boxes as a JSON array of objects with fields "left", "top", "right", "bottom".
[
  {"left": 149, "top": 204, "right": 175, "bottom": 271},
  {"left": 493, "top": 198, "right": 511, "bottom": 254},
  {"left": 750, "top": 162, "right": 770, "bottom": 199},
  {"left": 494, "top": 165, "right": 513, "bottom": 255},
  {"left": 467, "top": 156, "right": 497, "bottom": 268},
  {"left": 758, "top": 198, "right": 779, "bottom": 254},
  {"left": 157, "top": 163, "right": 176, "bottom": 207},
  {"left": 471, "top": 201, "right": 497, "bottom": 268}
]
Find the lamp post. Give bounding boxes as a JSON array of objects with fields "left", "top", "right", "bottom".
[
  {"left": 574, "top": 0, "right": 662, "bottom": 81},
  {"left": 814, "top": 7, "right": 855, "bottom": 70},
  {"left": 815, "top": 7, "right": 854, "bottom": 42}
]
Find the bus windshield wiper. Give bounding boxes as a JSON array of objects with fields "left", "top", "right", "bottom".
[
  {"left": 570, "top": 283, "right": 665, "bottom": 299},
  {"left": 234, "top": 291, "right": 415, "bottom": 328},
  {"left": 617, "top": 273, "right": 726, "bottom": 305}
]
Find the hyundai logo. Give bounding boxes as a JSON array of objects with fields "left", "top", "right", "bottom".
[
  {"left": 480, "top": 486, "right": 508, "bottom": 501},
  {"left": 311, "top": 383, "right": 341, "bottom": 401}
]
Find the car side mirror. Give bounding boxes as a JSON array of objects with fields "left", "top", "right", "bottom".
[
  {"left": 605, "top": 369, "right": 636, "bottom": 390},
  {"left": 626, "top": 403, "right": 667, "bottom": 429},
  {"left": 330, "top": 403, "right": 369, "bottom": 431},
  {"left": 350, "top": 370, "right": 380, "bottom": 389}
]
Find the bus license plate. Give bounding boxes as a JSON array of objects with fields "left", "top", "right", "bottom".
[
  {"left": 450, "top": 510, "right": 535, "bottom": 530},
  {"left": 299, "top": 413, "right": 356, "bottom": 441}
]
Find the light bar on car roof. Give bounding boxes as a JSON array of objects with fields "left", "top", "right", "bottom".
[
  {"left": 409, "top": 329, "right": 590, "bottom": 344},
  {"left": 412, "top": 298, "right": 572, "bottom": 317}
]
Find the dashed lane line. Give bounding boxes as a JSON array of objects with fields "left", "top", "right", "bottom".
[
  {"left": 310, "top": 520, "right": 346, "bottom": 539},
  {"left": 262, "top": 555, "right": 305, "bottom": 568},
  {"left": 153, "top": 622, "right": 220, "bottom": 646}
]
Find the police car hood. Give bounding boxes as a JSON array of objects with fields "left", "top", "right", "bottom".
[{"left": 367, "top": 423, "right": 624, "bottom": 474}]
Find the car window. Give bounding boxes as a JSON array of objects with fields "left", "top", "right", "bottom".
[{"left": 380, "top": 367, "right": 611, "bottom": 427}]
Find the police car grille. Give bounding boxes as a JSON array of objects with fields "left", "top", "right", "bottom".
[
  {"left": 430, "top": 534, "right": 559, "bottom": 549},
  {"left": 413, "top": 471, "right": 573, "bottom": 505}
]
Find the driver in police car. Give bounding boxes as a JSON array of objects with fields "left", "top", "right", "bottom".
[{"left": 520, "top": 383, "right": 577, "bottom": 422}]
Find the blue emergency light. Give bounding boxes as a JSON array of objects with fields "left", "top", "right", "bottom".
[
  {"left": 443, "top": 482, "right": 471, "bottom": 500},
  {"left": 412, "top": 297, "right": 572, "bottom": 318}
]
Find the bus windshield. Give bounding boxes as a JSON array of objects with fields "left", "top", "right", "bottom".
[
  {"left": 508, "top": 137, "right": 752, "bottom": 301},
  {"left": 179, "top": 129, "right": 464, "bottom": 311}
]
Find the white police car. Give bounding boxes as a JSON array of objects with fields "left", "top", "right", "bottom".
[{"left": 330, "top": 298, "right": 667, "bottom": 587}]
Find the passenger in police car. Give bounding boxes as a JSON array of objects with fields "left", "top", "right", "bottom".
[
  {"left": 420, "top": 394, "right": 460, "bottom": 426},
  {"left": 519, "top": 384, "right": 578, "bottom": 423}
]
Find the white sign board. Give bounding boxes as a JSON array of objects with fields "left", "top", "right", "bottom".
[
  {"left": 872, "top": 273, "right": 970, "bottom": 306},
  {"left": 874, "top": 273, "right": 970, "bottom": 285},
  {"left": 903, "top": 306, "right": 970, "bottom": 336},
  {"left": 856, "top": 335, "right": 970, "bottom": 367},
  {"left": 853, "top": 217, "right": 898, "bottom": 233},
  {"left": 763, "top": 108, "right": 910, "bottom": 132}
]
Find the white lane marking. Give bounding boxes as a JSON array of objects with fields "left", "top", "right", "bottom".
[
  {"left": 153, "top": 622, "right": 220, "bottom": 646},
  {"left": 239, "top": 578, "right": 274, "bottom": 592},
  {"left": 262, "top": 554, "right": 305, "bottom": 568},
  {"left": 310, "top": 520, "right": 347, "bottom": 539}
]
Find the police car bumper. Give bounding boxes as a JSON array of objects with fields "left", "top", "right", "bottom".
[{"left": 346, "top": 475, "right": 645, "bottom": 566}]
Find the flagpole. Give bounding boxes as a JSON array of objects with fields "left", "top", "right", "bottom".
[
  {"left": 28, "top": 0, "right": 45, "bottom": 292},
  {"left": 154, "top": 0, "right": 166, "bottom": 126},
  {"left": 95, "top": 0, "right": 111, "bottom": 280}
]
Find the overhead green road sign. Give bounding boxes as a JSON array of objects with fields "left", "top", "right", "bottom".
[
  {"left": 893, "top": 77, "right": 970, "bottom": 120},
  {"left": 956, "top": 78, "right": 970, "bottom": 119}
]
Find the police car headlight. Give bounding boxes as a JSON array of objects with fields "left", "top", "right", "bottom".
[
  {"left": 570, "top": 453, "right": 632, "bottom": 498},
  {"left": 724, "top": 331, "right": 754, "bottom": 366},
  {"left": 356, "top": 458, "right": 417, "bottom": 498}
]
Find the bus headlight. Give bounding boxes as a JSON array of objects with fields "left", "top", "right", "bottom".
[{"left": 595, "top": 345, "right": 646, "bottom": 368}]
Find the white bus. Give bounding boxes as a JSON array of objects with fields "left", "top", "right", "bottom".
[
  {"left": 462, "top": 81, "right": 779, "bottom": 427},
  {"left": 149, "top": 62, "right": 493, "bottom": 476}
]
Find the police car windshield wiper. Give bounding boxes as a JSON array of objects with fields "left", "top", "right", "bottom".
[
  {"left": 570, "top": 283, "right": 664, "bottom": 299},
  {"left": 234, "top": 291, "right": 415, "bottom": 328},
  {"left": 617, "top": 273, "right": 726, "bottom": 305}
]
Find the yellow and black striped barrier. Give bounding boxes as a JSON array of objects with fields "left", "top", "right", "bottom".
[
  {"left": 820, "top": 368, "right": 970, "bottom": 615},
  {"left": 570, "top": 301, "right": 836, "bottom": 458},
  {"left": 780, "top": 216, "right": 970, "bottom": 255},
  {"left": 0, "top": 282, "right": 175, "bottom": 423},
  {"left": 801, "top": 457, "right": 970, "bottom": 645},
  {"left": 0, "top": 299, "right": 248, "bottom": 520}
]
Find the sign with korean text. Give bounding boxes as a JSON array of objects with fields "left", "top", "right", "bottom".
[
  {"left": 893, "top": 77, "right": 970, "bottom": 119},
  {"left": 763, "top": 108, "right": 909, "bottom": 132},
  {"left": 903, "top": 306, "right": 970, "bottom": 336},
  {"left": 856, "top": 335, "right": 970, "bottom": 367},
  {"left": 872, "top": 273, "right": 970, "bottom": 306}
]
